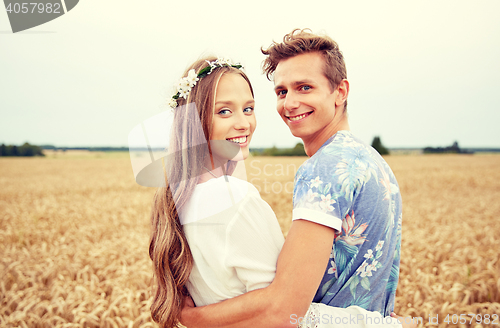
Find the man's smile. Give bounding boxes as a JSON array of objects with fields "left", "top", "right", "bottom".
[{"left": 286, "top": 111, "right": 313, "bottom": 122}]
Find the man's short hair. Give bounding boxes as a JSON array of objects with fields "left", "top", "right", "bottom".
[{"left": 262, "top": 28, "right": 348, "bottom": 111}]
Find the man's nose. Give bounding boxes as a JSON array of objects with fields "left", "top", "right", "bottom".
[{"left": 283, "top": 92, "right": 300, "bottom": 112}]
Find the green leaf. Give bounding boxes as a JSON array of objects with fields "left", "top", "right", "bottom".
[
  {"left": 361, "top": 277, "right": 371, "bottom": 291},
  {"left": 321, "top": 277, "right": 337, "bottom": 295},
  {"left": 324, "top": 182, "right": 331, "bottom": 194},
  {"left": 349, "top": 275, "right": 359, "bottom": 298},
  {"left": 197, "top": 66, "right": 211, "bottom": 78}
]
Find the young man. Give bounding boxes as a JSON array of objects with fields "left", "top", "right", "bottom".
[{"left": 181, "top": 29, "right": 405, "bottom": 327}]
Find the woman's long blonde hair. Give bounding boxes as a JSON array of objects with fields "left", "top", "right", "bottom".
[{"left": 149, "top": 57, "right": 254, "bottom": 328}]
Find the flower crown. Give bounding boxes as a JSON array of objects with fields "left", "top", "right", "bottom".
[{"left": 168, "top": 58, "right": 243, "bottom": 110}]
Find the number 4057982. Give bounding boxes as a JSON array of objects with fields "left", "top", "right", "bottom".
[
  {"left": 444, "top": 314, "right": 499, "bottom": 325},
  {"left": 5, "top": 3, "right": 62, "bottom": 14}
]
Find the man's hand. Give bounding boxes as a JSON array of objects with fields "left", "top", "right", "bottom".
[
  {"left": 180, "top": 295, "right": 195, "bottom": 327},
  {"left": 183, "top": 295, "right": 195, "bottom": 308}
]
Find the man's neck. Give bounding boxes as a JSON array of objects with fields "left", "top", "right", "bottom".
[{"left": 303, "top": 119, "right": 350, "bottom": 157}]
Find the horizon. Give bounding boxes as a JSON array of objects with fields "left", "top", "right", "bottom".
[{"left": 3, "top": 141, "right": 500, "bottom": 151}]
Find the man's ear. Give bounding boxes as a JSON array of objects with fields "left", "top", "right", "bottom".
[{"left": 335, "top": 79, "right": 349, "bottom": 108}]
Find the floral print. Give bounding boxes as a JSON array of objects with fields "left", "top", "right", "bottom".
[{"left": 293, "top": 131, "right": 402, "bottom": 316}]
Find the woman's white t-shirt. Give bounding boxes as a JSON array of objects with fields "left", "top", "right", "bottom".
[{"left": 180, "top": 175, "right": 284, "bottom": 306}]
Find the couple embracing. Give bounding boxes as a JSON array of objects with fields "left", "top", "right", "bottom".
[{"left": 145, "top": 29, "right": 414, "bottom": 328}]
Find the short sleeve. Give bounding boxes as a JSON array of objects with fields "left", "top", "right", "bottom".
[
  {"left": 224, "top": 193, "right": 285, "bottom": 292},
  {"left": 292, "top": 154, "right": 346, "bottom": 232}
]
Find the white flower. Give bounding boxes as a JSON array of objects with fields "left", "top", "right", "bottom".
[
  {"left": 168, "top": 59, "right": 243, "bottom": 106},
  {"left": 319, "top": 194, "right": 335, "bottom": 212},
  {"left": 174, "top": 70, "right": 198, "bottom": 101},
  {"left": 358, "top": 262, "right": 369, "bottom": 278},
  {"left": 375, "top": 240, "right": 384, "bottom": 252},
  {"left": 363, "top": 249, "right": 373, "bottom": 259},
  {"left": 216, "top": 57, "right": 231, "bottom": 66},
  {"left": 327, "top": 260, "right": 337, "bottom": 274},
  {"left": 357, "top": 261, "right": 368, "bottom": 274},
  {"left": 177, "top": 78, "right": 191, "bottom": 94},
  {"left": 307, "top": 189, "right": 318, "bottom": 202},
  {"left": 310, "top": 176, "right": 322, "bottom": 189},
  {"left": 168, "top": 98, "right": 177, "bottom": 109},
  {"left": 186, "top": 69, "right": 199, "bottom": 87},
  {"left": 364, "top": 265, "right": 374, "bottom": 277},
  {"left": 207, "top": 60, "right": 217, "bottom": 69},
  {"left": 366, "top": 262, "right": 377, "bottom": 276},
  {"left": 178, "top": 88, "right": 190, "bottom": 99}
]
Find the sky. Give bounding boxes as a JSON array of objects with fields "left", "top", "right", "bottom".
[{"left": 1, "top": 0, "right": 499, "bottom": 149}]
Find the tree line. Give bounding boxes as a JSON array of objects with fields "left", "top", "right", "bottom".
[
  {"left": 252, "top": 137, "right": 391, "bottom": 157},
  {"left": 0, "top": 143, "right": 44, "bottom": 157},
  {"left": 252, "top": 142, "right": 308, "bottom": 156},
  {"left": 0, "top": 137, "right": 393, "bottom": 157},
  {"left": 423, "top": 141, "right": 472, "bottom": 154}
]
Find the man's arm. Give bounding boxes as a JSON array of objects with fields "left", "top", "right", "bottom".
[{"left": 181, "top": 219, "right": 335, "bottom": 328}]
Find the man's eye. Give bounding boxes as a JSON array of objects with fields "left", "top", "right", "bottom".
[
  {"left": 301, "top": 85, "right": 311, "bottom": 91},
  {"left": 277, "top": 90, "right": 287, "bottom": 96}
]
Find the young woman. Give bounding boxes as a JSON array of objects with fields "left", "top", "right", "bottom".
[{"left": 147, "top": 57, "right": 410, "bottom": 328}]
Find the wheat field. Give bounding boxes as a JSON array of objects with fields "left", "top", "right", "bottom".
[{"left": 1, "top": 153, "right": 499, "bottom": 327}]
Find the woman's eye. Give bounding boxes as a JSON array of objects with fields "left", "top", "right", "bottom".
[
  {"left": 218, "top": 109, "right": 231, "bottom": 115},
  {"left": 243, "top": 106, "right": 254, "bottom": 114}
]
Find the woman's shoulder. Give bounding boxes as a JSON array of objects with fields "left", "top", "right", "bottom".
[
  {"left": 195, "top": 175, "right": 260, "bottom": 198},
  {"left": 179, "top": 176, "right": 262, "bottom": 225},
  {"left": 226, "top": 175, "right": 261, "bottom": 196}
]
